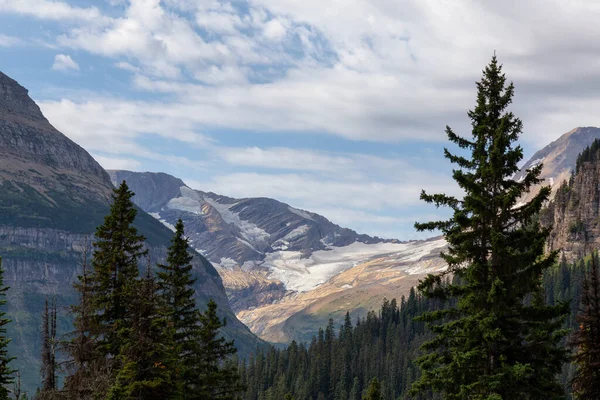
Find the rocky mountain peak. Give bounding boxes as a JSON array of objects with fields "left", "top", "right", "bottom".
[
  {"left": 513, "top": 126, "right": 600, "bottom": 203},
  {"left": 0, "top": 72, "right": 46, "bottom": 122},
  {"left": 0, "top": 71, "right": 110, "bottom": 189},
  {"left": 107, "top": 170, "right": 186, "bottom": 212}
]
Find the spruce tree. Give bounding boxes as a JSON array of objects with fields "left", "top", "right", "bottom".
[
  {"left": 569, "top": 252, "right": 600, "bottom": 399},
  {"left": 410, "top": 56, "right": 568, "bottom": 399},
  {"left": 107, "top": 265, "right": 176, "bottom": 399},
  {"left": 90, "top": 181, "right": 147, "bottom": 357},
  {"left": 156, "top": 219, "right": 201, "bottom": 395},
  {"left": 196, "top": 300, "right": 242, "bottom": 399},
  {"left": 0, "top": 258, "right": 14, "bottom": 399}
]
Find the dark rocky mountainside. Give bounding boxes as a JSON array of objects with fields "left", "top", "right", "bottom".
[
  {"left": 0, "top": 72, "right": 261, "bottom": 391},
  {"left": 514, "top": 127, "right": 600, "bottom": 203},
  {"left": 542, "top": 140, "right": 600, "bottom": 261},
  {"left": 110, "top": 170, "right": 391, "bottom": 264}
]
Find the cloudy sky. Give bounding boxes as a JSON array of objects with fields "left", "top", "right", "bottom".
[{"left": 1, "top": 0, "right": 599, "bottom": 239}]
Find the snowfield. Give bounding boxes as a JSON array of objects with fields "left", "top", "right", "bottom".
[
  {"left": 265, "top": 238, "right": 446, "bottom": 292},
  {"left": 203, "top": 196, "right": 270, "bottom": 248},
  {"left": 150, "top": 185, "right": 447, "bottom": 293}
]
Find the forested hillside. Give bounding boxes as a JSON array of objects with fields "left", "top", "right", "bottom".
[{"left": 241, "top": 255, "right": 590, "bottom": 399}]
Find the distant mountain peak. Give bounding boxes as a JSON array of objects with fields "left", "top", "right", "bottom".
[
  {"left": 514, "top": 126, "right": 600, "bottom": 202},
  {"left": 0, "top": 71, "right": 46, "bottom": 122}
]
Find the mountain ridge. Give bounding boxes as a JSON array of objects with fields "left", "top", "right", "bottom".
[
  {"left": 514, "top": 126, "right": 600, "bottom": 202},
  {"left": 110, "top": 169, "right": 448, "bottom": 342},
  {"left": 0, "top": 71, "right": 262, "bottom": 391}
]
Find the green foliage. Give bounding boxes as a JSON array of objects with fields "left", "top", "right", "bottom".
[
  {"left": 569, "top": 221, "right": 585, "bottom": 235},
  {"left": 410, "top": 55, "right": 569, "bottom": 399},
  {"left": 157, "top": 219, "right": 201, "bottom": 396},
  {"left": 107, "top": 267, "right": 177, "bottom": 400},
  {"left": 0, "top": 181, "right": 108, "bottom": 233},
  {"left": 62, "top": 187, "right": 243, "bottom": 399},
  {"left": 240, "top": 294, "right": 437, "bottom": 400},
  {"left": 575, "top": 139, "right": 600, "bottom": 174},
  {"left": 569, "top": 252, "right": 600, "bottom": 399},
  {"left": 195, "top": 300, "right": 242, "bottom": 399},
  {"left": 362, "top": 378, "right": 381, "bottom": 400},
  {"left": 90, "top": 181, "right": 148, "bottom": 357}
]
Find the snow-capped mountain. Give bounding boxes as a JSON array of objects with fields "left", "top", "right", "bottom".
[{"left": 109, "top": 170, "right": 447, "bottom": 342}]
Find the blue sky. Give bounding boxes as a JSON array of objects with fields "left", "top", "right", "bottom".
[{"left": 2, "top": 0, "right": 600, "bottom": 239}]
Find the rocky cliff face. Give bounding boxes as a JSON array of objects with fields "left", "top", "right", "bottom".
[
  {"left": 542, "top": 144, "right": 600, "bottom": 261},
  {"left": 514, "top": 127, "right": 600, "bottom": 203},
  {"left": 0, "top": 72, "right": 261, "bottom": 391}
]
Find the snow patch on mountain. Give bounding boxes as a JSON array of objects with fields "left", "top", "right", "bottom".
[
  {"left": 166, "top": 187, "right": 204, "bottom": 214},
  {"left": 149, "top": 212, "right": 177, "bottom": 232},
  {"left": 204, "top": 197, "right": 270, "bottom": 247},
  {"left": 288, "top": 206, "right": 314, "bottom": 221},
  {"left": 264, "top": 238, "right": 446, "bottom": 292}
]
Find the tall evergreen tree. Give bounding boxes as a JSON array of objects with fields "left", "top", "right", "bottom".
[
  {"left": 63, "top": 238, "right": 109, "bottom": 399},
  {"left": 156, "top": 219, "right": 201, "bottom": 396},
  {"left": 90, "top": 181, "right": 147, "bottom": 357},
  {"left": 410, "top": 56, "right": 568, "bottom": 399},
  {"left": 39, "top": 298, "right": 57, "bottom": 399},
  {"left": 107, "top": 265, "right": 177, "bottom": 399},
  {"left": 0, "top": 258, "right": 14, "bottom": 399},
  {"left": 196, "top": 300, "right": 242, "bottom": 399},
  {"left": 569, "top": 252, "right": 600, "bottom": 399}
]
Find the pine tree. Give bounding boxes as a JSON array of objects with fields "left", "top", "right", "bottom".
[
  {"left": 156, "top": 219, "right": 202, "bottom": 395},
  {"left": 90, "top": 181, "right": 147, "bottom": 357},
  {"left": 107, "top": 265, "right": 176, "bottom": 399},
  {"left": 410, "top": 55, "right": 568, "bottom": 399},
  {"left": 569, "top": 252, "right": 600, "bottom": 399},
  {"left": 39, "top": 298, "right": 57, "bottom": 399},
  {"left": 0, "top": 258, "right": 14, "bottom": 399},
  {"left": 362, "top": 378, "right": 381, "bottom": 400},
  {"left": 62, "top": 238, "right": 109, "bottom": 399},
  {"left": 196, "top": 300, "right": 242, "bottom": 399}
]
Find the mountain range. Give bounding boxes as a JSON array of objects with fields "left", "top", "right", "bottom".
[
  {"left": 2, "top": 66, "right": 600, "bottom": 390},
  {"left": 110, "top": 126, "right": 600, "bottom": 343},
  {"left": 0, "top": 71, "right": 262, "bottom": 391}
]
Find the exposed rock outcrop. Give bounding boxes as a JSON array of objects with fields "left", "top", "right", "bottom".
[
  {"left": 542, "top": 143, "right": 600, "bottom": 261},
  {"left": 514, "top": 126, "right": 600, "bottom": 203}
]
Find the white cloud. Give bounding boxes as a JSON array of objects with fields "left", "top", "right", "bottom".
[
  {"left": 92, "top": 154, "right": 142, "bottom": 170},
  {"left": 0, "top": 34, "right": 23, "bottom": 47},
  {"left": 186, "top": 171, "right": 455, "bottom": 211},
  {"left": 0, "top": 0, "right": 109, "bottom": 24},
  {"left": 263, "top": 19, "right": 286, "bottom": 41},
  {"left": 52, "top": 54, "right": 79, "bottom": 71},
  {"left": 10, "top": 0, "right": 600, "bottom": 238},
  {"left": 114, "top": 61, "right": 141, "bottom": 73}
]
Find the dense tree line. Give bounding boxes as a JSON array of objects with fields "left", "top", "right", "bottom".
[
  {"left": 241, "top": 254, "right": 596, "bottom": 400},
  {"left": 240, "top": 291, "right": 437, "bottom": 400},
  {"left": 575, "top": 138, "right": 600, "bottom": 174}
]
